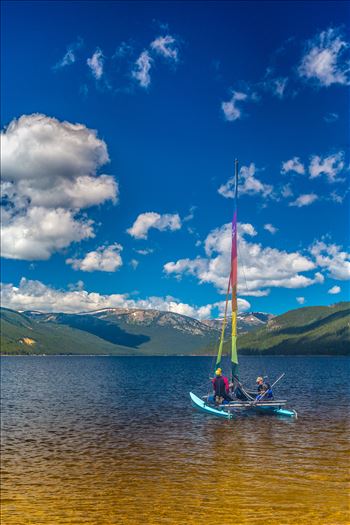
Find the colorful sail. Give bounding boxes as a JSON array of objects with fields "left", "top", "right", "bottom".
[
  {"left": 230, "top": 159, "right": 239, "bottom": 379},
  {"left": 215, "top": 159, "right": 239, "bottom": 379}
]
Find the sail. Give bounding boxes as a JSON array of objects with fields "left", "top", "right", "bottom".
[
  {"left": 215, "top": 159, "right": 239, "bottom": 379},
  {"left": 230, "top": 159, "right": 239, "bottom": 379}
]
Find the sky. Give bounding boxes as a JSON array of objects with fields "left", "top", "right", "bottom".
[{"left": 1, "top": 0, "right": 349, "bottom": 318}]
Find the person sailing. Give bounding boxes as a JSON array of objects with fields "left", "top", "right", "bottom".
[
  {"left": 212, "top": 368, "right": 232, "bottom": 404},
  {"left": 256, "top": 376, "right": 273, "bottom": 400}
]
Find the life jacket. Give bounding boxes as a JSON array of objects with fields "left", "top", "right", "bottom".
[
  {"left": 257, "top": 382, "right": 273, "bottom": 399},
  {"left": 213, "top": 376, "right": 227, "bottom": 397}
]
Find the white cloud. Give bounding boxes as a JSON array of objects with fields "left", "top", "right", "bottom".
[
  {"left": 309, "top": 152, "right": 345, "bottom": 183},
  {"left": 281, "top": 157, "right": 305, "bottom": 175},
  {"left": 66, "top": 244, "right": 123, "bottom": 272},
  {"left": 127, "top": 212, "right": 181, "bottom": 240},
  {"left": 271, "top": 77, "right": 288, "bottom": 98},
  {"left": 218, "top": 177, "right": 236, "bottom": 199},
  {"left": 132, "top": 50, "right": 153, "bottom": 88},
  {"left": 239, "top": 164, "right": 273, "bottom": 197},
  {"left": 310, "top": 241, "right": 350, "bottom": 280},
  {"left": 221, "top": 91, "right": 248, "bottom": 121},
  {"left": 1, "top": 207, "right": 94, "bottom": 261},
  {"left": 298, "top": 27, "right": 350, "bottom": 87},
  {"left": 262, "top": 72, "right": 289, "bottom": 99},
  {"left": 0, "top": 278, "right": 248, "bottom": 320},
  {"left": 0, "top": 278, "right": 129, "bottom": 314},
  {"left": 150, "top": 35, "right": 179, "bottom": 62},
  {"left": 1, "top": 114, "right": 117, "bottom": 260},
  {"left": 53, "top": 37, "right": 83, "bottom": 69},
  {"left": 218, "top": 163, "right": 273, "bottom": 199},
  {"left": 135, "top": 248, "right": 154, "bottom": 256},
  {"left": 324, "top": 112, "right": 339, "bottom": 123},
  {"left": 296, "top": 297, "right": 305, "bottom": 305},
  {"left": 1, "top": 114, "right": 114, "bottom": 207},
  {"left": 329, "top": 190, "right": 346, "bottom": 204},
  {"left": 289, "top": 193, "right": 318, "bottom": 207},
  {"left": 281, "top": 183, "right": 294, "bottom": 198},
  {"left": 113, "top": 41, "right": 133, "bottom": 59},
  {"left": 239, "top": 163, "right": 273, "bottom": 197},
  {"left": 87, "top": 48, "right": 104, "bottom": 80},
  {"left": 264, "top": 224, "right": 278, "bottom": 234},
  {"left": 328, "top": 285, "right": 341, "bottom": 294},
  {"left": 183, "top": 206, "right": 196, "bottom": 222},
  {"left": 164, "top": 222, "right": 320, "bottom": 296},
  {"left": 238, "top": 223, "right": 257, "bottom": 237},
  {"left": 130, "top": 259, "right": 139, "bottom": 270}
]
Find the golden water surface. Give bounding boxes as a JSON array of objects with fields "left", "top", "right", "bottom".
[{"left": 1, "top": 356, "right": 349, "bottom": 525}]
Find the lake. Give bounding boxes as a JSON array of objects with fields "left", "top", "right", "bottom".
[{"left": 1, "top": 355, "right": 349, "bottom": 525}]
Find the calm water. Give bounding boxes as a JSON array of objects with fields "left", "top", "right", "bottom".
[{"left": 1, "top": 356, "right": 349, "bottom": 525}]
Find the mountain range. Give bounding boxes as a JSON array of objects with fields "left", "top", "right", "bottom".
[{"left": 1, "top": 303, "right": 349, "bottom": 356}]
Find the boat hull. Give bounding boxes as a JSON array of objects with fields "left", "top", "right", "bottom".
[
  {"left": 190, "top": 392, "right": 232, "bottom": 419},
  {"left": 191, "top": 393, "right": 297, "bottom": 419},
  {"left": 254, "top": 405, "right": 297, "bottom": 418}
]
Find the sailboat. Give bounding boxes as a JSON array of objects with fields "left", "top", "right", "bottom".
[{"left": 190, "top": 160, "right": 297, "bottom": 419}]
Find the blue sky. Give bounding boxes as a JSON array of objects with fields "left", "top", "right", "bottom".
[{"left": 1, "top": 0, "right": 349, "bottom": 317}]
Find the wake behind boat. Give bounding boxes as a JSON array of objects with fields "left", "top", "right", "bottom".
[{"left": 190, "top": 160, "right": 297, "bottom": 420}]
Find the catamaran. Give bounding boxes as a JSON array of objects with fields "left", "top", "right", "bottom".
[{"left": 190, "top": 160, "right": 297, "bottom": 419}]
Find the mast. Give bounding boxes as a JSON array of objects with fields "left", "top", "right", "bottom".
[
  {"left": 231, "top": 159, "right": 239, "bottom": 379},
  {"left": 215, "top": 159, "right": 239, "bottom": 380}
]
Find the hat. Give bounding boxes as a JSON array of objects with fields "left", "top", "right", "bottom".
[{"left": 215, "top": 368, "right": 222, "bottom": 376}]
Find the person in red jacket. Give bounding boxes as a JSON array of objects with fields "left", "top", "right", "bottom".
[{"left": 212, "top": 368, "right": 232, "bottom": 403}]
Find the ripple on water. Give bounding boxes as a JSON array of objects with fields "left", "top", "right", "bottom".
[{"left": 1, "top": 355, "right": 349, "bottom": 525}]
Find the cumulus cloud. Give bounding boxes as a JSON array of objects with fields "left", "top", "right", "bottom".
[
  {"left": 264, "top": 224, "right": 278, "bottom": 234},
  {"left": 281, "top": 157, "right": 305, "bottom": 175},
  {"left": 289, "top": 194, "right": 318, "bottom": 207},
  {"left": 87, "top": 48, "right": 104, "bottom": 80},
  {"left": 0, "top": 278, "right": 246, "bottom": 320},
  {"left": 221, "top": 91, "right": 248, "bottom": 121},
  {"left": 309, "top": 152, "right": 345, "bottom": 183},
  {"left": 66, "top": 244, "right": 123, "bottom": 272},
  {"left": 132, "top": 50, "right": 153, "bottom": 88},
  {"left": 328, "top": 285, "right": 341, "bottom": 294},
  {"left": 239, "top": 164, "right": 273, "bottom": 197},
  {"left": 298, "top": 27, "right": 350, "bottom": 87},
  {"left": 164, "top": 222, "right": 321, "bottom": 296},
  {"left": 310, "top": 241, "right": 350, "bottom": 280},
  {"left": 127, "top": 212, "right": 181, "bottom": 239},
  {"left": 53, "top": 37, "right": 83, "bottom": 69},
  {"left": 150, "top": 35, "right": 179, "bottom": 62},
  {"left": 296, "top": 297, "right": 305, "bottom": 305},
  {"left": 1, "top": 207, "right": 94, "bottom": 261},
  {"left": 218, "top": 163, "right": 273, "bottom": 199},
  {"left": 1, "top": 114, "right": 117, "bottom": 260}
]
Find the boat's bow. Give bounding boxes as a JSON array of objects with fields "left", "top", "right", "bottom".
[{"left": 190, "top": 392, "right": 232, "bottom": 419}]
